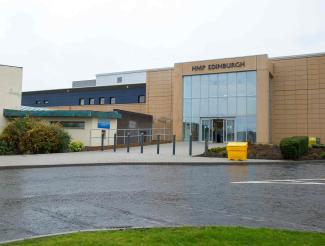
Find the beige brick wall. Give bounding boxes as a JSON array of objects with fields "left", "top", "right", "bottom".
[
  {"left": 146, "top": 69, "right": 173, "bottom": 129},
  {"left": 271, "top": 55, "right": 325, "bottom": 143}
]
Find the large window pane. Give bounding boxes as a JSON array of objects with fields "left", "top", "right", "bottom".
[
  {"left": 192, "top": 98, "right": 200, "bottom": 117},
  {"left": 191, "top": 118, "right": 200, "bottom": 141},
  {"left": 184, "top": 76, "right": 191, "bottom": 98},
  {"left": 228, "top": 97, "right": 236, "bottom": 115},
  {"left": 200, "top": 75, "right": 209, "bottom": 98},
  {"left": 227, "top": 73, "right": 236, "bottom": 96},
  {"left": 247, "top": 97, "right": 256, "bottom": 115},
  {"left": 237, "top": 97, "right": 246, "bottom": 116},
  {"left": 200, "top": 98, "right": 209, "bottom": 117},
  {"left": 183, "top": 118, "right": 191, "bottom": 141},
  {"left": 218, "top": 74, "right": 227, "bottom": 97},
  {"left": 191, "top": 75, "right": 201, "bottom": 98},
  {"left": 183, "top": 98, "right": 191, "bottom": 118},
  {"left": 209, "top": 98, "right": 218, "bottom": 116},
  {"left": 208, "top": 74, "right": 218, "bottom": 97},
  {"left": 218, "top": 97, "right": 227, "bottom": 115},
  {"left": 247, "top": 71, "right": 256, "bottom": 96},
  {"left": 236, "top": 72, "right": 246, "bottom": 96},
  {"left": 236, "top": 117, "right": 247, "bottom": 141},
  {"left": 247, "top": 116, "right": 256, "bottom": 143}
]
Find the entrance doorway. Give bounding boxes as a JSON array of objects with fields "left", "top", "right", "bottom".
[
  {"left": 213, "top": 119, "right": 224, "bottom": 143},
  {"left": 200, "top": 118, "right": 235, "bottom": 143}
]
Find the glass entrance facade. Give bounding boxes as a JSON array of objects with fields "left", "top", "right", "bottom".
[{"left": 183, "top": 71, "right": 256, "bottom": 143}]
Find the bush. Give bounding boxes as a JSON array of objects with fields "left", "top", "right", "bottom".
[
  {"left": 0, "top": 118, "right": 71, "bottom": 154},
  {"left": 321, "top": 152, "right": 325, "bottom": 159},
  {"left": 208, "top": 147, "right": 226, "bottom": 153},
  {"left": 279, "top": 136, "right": 308, "bottom": 159},
  {"left": 69, "top": 141, "right": 84, "bottom": 152},
  {"left": 0, "top": 140, "right": 12, "bottom": 155},
  {"left": 312, "top": 144, "right": 325, "bottom": 149}
]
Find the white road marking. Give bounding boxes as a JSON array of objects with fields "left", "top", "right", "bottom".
[{"left": 231, "top": 178, "right": 325, "bottom": 185}]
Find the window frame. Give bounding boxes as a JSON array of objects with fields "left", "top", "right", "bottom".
[
  {"left": 99, "top": 97, "right": 105, "bottom": 105},
  {"left": 138, "top": 95, "right": 145, "bottom": 103},
  {"left": 110, "top": 97, "right": 116, "bottom": 104},
  {"left": 89, "top": 98, "right": 95, "bottom": 105},
  {"left": 79, "top": 98, "right": 85, "bottom": 105}
]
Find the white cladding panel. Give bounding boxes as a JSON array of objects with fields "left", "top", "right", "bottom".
[
  {"left": 0, "top": 65, "right": 22, "bottom": 132},
  {"left": 96, "top": 71, "right": 146, "bottom": 86}
]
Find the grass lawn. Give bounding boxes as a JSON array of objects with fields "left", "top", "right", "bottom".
[{"left": 3, "top": 227, "right": 325, "bottom": 246}]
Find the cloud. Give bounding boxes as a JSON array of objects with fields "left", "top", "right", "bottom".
[{"left": 0, "top": 0, "right": 324, "bottom": 91}]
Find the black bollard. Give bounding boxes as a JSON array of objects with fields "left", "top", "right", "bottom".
[
  {"left": 113, "top": 133, "right": 117, "bottom": 152},
  {"left": 140, "top": 132, "right": 144, "bottom": 154},
  {"left": 157, "top": 135, "right": 160, "bottom": 154},
  {"left": 127, "top": 133, "right": 130, "bottom": 153},
  {"left": 205, "top": 138, "right": 208, "bottom": 156},
  {"left": 172, "top": 135, "right": 176, "bottom": 155},
  {"left": 189, "top": 134, "right": 192, "bottom": 156},
  {"left": 101, "top": 130, "right": 105, "bottom": 151}
]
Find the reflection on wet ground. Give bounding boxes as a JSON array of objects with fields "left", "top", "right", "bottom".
[{"left": 0, "top": 164, "right": 324, "bottom": 241}]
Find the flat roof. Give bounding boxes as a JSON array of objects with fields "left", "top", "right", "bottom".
[
  {"left": 22, "top": 83, "right": 145, "bottom": 95},
  {"left": 0, "top": 64, "right": 23, "bottom": 69},
  {"left": 4, "top": 109, "right": 122, "bottom": 119},
  {"left": 270, "top": 52, "right": 325, "bottom": 61}
]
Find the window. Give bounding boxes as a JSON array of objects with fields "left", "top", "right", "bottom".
[
  {"left": 183, "top": 71, "right": 257, "bottom": 143},
  {"left": 110, "top": 97, "right": 116, "bottom": 104},
  {"left": 117, "top": 77, "right": 122, "bottom": 83},
  {"left": 35, "top": 100, "right": 41, "bottom": 105},
  {"left": 138, "top": 95, "right": 145, "bottom": 103},
  {"left": 51, "top": 121, "right": 85, "bottom": 129},
  {"left": 99, "top": 97, "right": 105, "bottom": 105},
  {"left": 44, "top": 100, "right": 49, "bottom": 105},
  {"left": 89, "top": 98, "right": 95, "bottom": 105},
  {"left": 79, "top": 98, "right": 85, "bottom": 105}
]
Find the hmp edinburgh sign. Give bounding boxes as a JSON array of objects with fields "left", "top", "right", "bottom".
[{"left": 192, "top": 61, "right": 245, "bottom": 71}]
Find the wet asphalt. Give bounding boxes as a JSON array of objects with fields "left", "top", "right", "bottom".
[{"left": 0, "top": 164, "right": 324, "bottom": 242}]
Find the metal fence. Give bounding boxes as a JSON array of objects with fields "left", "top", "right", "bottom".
[{"left": 90, "top": 128, "right": 172, "bottom": 146}]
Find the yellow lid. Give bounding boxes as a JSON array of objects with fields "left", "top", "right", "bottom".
[{"left": 227, "top": 142, "right": 248, "bottom": 147}]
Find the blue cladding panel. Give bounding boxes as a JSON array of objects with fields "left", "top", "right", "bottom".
[{"left": 22, "top": 85, "right": 146, "bottom": 107}]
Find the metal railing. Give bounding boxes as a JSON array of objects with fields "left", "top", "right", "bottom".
[{"left": 89, "top": 128, "right": 172, "bottom": 146}]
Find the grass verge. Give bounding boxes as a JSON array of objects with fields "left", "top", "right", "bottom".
[{"left": 3, "top": 226, "right": 325, "bottom": 246}]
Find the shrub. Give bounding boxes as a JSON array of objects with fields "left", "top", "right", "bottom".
[
  {"left": 312, "top": 144, "right": 325, "bottom": 149},
  {"left": 0, "top": 118, "right": 71, "bottom": 154},
  {"left": 0, "top": 140, "right": 12, "bottom": 155},
  {"left": 69, "top": 141, "right": 84, "bottom": 152},
  {"left": 51, "top": 123, "right": 71, "bottom": 153},
  {"left": 208, "top": 147, "right": 226, "bottom": 153},
  {"left": 0, "top": 117, "right": 39, "bottom": 154},
  {"left": 279, "top": 136, "right": 308, "bottom": 159},
  {"left": 320, "top": 152, "right": 325, "bottom": 159}
]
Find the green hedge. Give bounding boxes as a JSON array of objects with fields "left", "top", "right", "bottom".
[
  {"left": 0, "top": 118, "right": 71, "bottom": 155},
  {"left": 279, "top": 136, "right": 308, "bottom": 159}
]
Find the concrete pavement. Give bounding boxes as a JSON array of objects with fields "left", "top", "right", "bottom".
[{"left": 0, "top": 142, "right": 285, "bottom": 169}]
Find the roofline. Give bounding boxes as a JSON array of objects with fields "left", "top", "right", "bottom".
[
  {"left": 3, "top": 109, "right": 122, "bottom": 119},
  {"left": 270, "top": 52, "right": 325, "bottom": 61},
  {"left": 174, "top": 54, "right": 267, "bottom": 65},
  {"left": 22, "top": 83, "right": 146, "bottom": 95},
  {"left": 0, "top": 64, "right": 23, "bottom": 69},
  {"left": 96, "top": 67, "right": 173, "bottom": 77}
]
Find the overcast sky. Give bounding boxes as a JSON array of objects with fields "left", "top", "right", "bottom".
[{"left": 1, "top": 0, "right": 324, "bottom": 91}]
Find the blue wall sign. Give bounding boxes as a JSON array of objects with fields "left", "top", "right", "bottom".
[{"left": 98, "top": 119, "right": 110, "bottom": 129}]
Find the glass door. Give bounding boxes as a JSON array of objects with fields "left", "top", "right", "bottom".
[
  {"left": 201, "top": 119, "right": 210, "bottom": 141},
  {"left": 225, "top": 119, "right": 235, "bottom": 142}
]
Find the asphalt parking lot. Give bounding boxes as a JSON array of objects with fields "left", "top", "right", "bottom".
[{"left": 0, "top": 163, "right": 324, "bottom": 242}]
